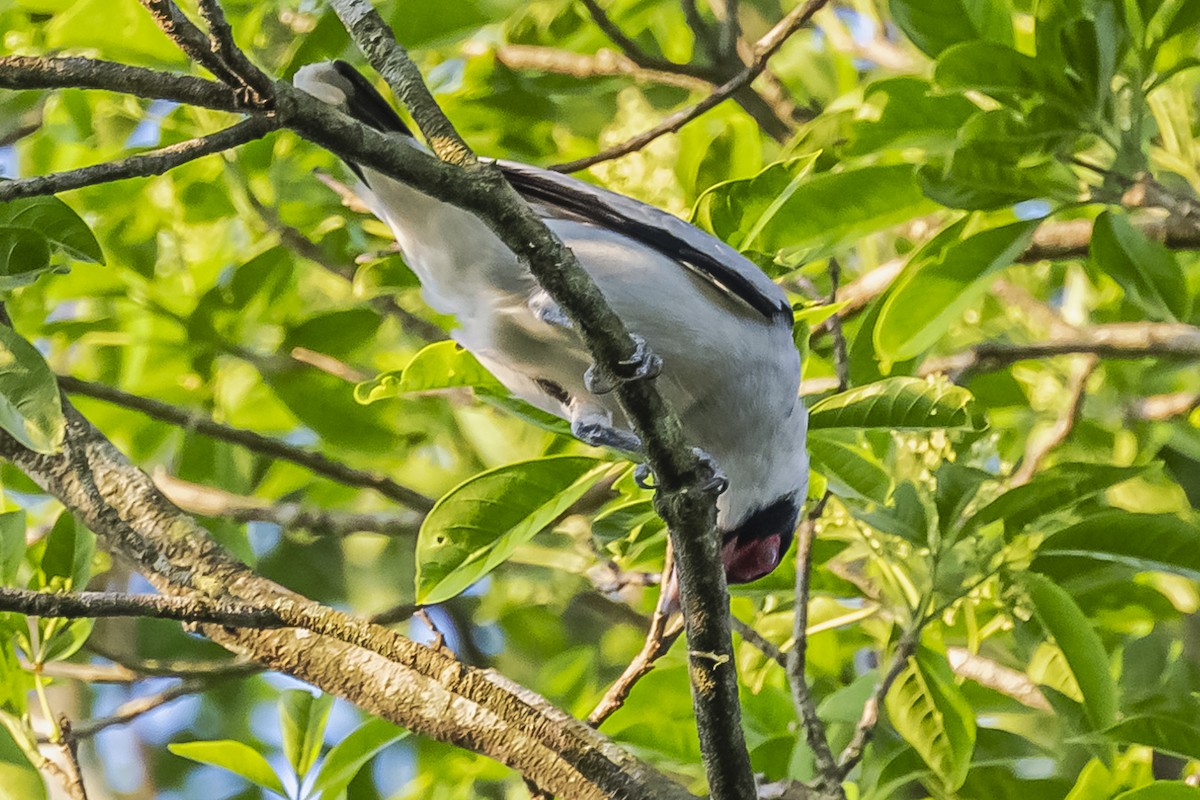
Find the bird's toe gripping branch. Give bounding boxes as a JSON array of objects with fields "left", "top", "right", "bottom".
[
  {"left": 635, "top": 447, "right": 728, "bottom": 495},
  {"left": 584, "top": 334, "right": 663, "bottom": 395}
]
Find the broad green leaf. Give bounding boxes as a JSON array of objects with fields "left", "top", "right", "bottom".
[
  {"left": 0, "top": 325, "right": 65, "bottom": 454},
  {"left": 1115, "top": 784, "right": 1200, "bottom": 800},
  {"left": 967, "top": 462, "right": 1146, "bottom": 536},
  {"left": 39, "top": 512, "right": 94, "bottom": 590},
  {"left": 40, "top": 618, "right": 93, "bottom": 662},
  {"left": 875, "top": 218, "right": 1039, "bottom": 363},
  {"left": 1025, "top": 573, "right": 1118, "bottom": 730},
  {"left": 0, "top": 228, "right": 52, "bottom": 291},
  {"left": 280, "top": 690, "right": 334, "bottom": 778},
  {"left": 1090, "top": 210, "right": 1191, "bottom": 321},
  {"left": 168, "top": 740, "right": 286, "bottom": 796},
  {"left": 934, "top": 462, "right": 991, "bottom": 537},
  {"left": 885, "top": 645, "right": 976, "bottom": 790},
  {"left": 857, "top": 482, "right": 929, "bottom": 545},
  {"left": 919, "top": 146, "right": 1079, "bottom": 209},
  {"left": 592, "top": 499, "right": 667, "bottom": 570},
  {"left": 890, "top": 0, "right": 1013, "bottom": 57},
  {"left": 0, "top": 759, "right": 45, "bottom": 800},
  {"left": 935, "top": 41, "right": 1086, "bottom": 109},
  {"left": 691, "top": 153, "right": 821, "bottom": 252},
  {"left": 1105, "top": 715, "right": 1200, "bottom": 760},
  {"left": 0, "top": 511, "right": 24, "bottom": 587},
  {"left": 415, "top": 457, "right": 616, "bottom": 604},
  {"left": 0, "top": 196, "right": 103, "bottom": 263},
  {"left": 1032, "top": 511, "right": 1200, "bottom": 580},
  {"left": 808, "top": 377, "right": 985, "bottom": 431},
  {"left": 698, "top": 164, "right": 938, "bottom": 262},
  {"left": 311, "top": 717, "right": 406, "bottom": 800},
  {"left": 845, "top": 77, "right": 978, "bottom": 156},
  {"left": 808, "top": 432, "right": 892, "bottom": 504},
  {"left": 355, "top": 341, "right": 506, "bottom": 404}
]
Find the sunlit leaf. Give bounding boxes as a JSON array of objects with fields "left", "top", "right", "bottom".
[
  {"left": 808, "top": 431, "right": 892, "bottom": 504},
  {"left": 1105, "top": 715, "right": 1200, "bottom": 761},
  {"left": 1090, "top": 210, "right": 1191, "bottom": 322},
  {"left": 1114, "top": 783, "right": 1200, "bottom": 800},
  {"left": 885, "top": 645, "right": 976, "bottom": 790},
  {"left": 0, "top": 325, "right": 65, "bottom": 454},
  {"left": 355, "top": 341, "right": 507, "bottom": 404},
  {"left": 415, "top": 457, "right": 617, "bottom": 603},
  {"left": 0, "top": 512, "right": 24, "bottom": 588},
  {"left": 808, "top": 377, "right": 985, "bottom": 431},
  {"left": 168, "top": 740, "right": 286, "bottom": 796},
  {"left": 1032, "top": 511, "right": 1200, "bottom": 580},
  {"left": 311, "top": 717, "right": 406, "bottom": 800},
  {"left": 1025, "top": 573, "right": 1117, "bottom": 731},
  {"left": 875, "top": 218, "right": 1039, "bottom": 363},
  {"left": 890, "top": 0, "right": 1014, "bottom": 57},
  {"left": 967, "top": 463, "right": 1146, "bottom": 536},
  {"left": 280, "top": 689, "right": 334, "bottom": 778}
]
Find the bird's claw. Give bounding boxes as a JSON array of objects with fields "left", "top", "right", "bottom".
[
  {"left": 634, "top": 463, "right": 656, "bottom": 489},
  {"left": 584, "top": 334, "right": 662, "bottom": 395},
  {"left": 691, "top": 448, "right": 729, "bottom": 495}
]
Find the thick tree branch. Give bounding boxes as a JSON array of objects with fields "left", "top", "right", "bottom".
[
  {"left": 58, "top": 375, "right": 435, "bottom": 512},
  {"left": 304, "top": 4, "right": 755, "bottom": 795},
  {"left": 0, "top": 116, "right": 277, "bottom": 202},
  {"left": 550, "top": 0, "right": 828, "bottom": 172},
  {"left": 0, "top": 402, "right": 694, "bottom": 800},
  {"left": 0, "top": 56, "right": 243, "bottom": 111}
]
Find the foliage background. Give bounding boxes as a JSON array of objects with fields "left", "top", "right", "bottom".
[{"left": 2, "top": 0, "right": 1200, "bottom": 798}]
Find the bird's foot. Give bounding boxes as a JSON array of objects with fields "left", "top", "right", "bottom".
[
  {"left": 691, "top": 448, "right": 729, "bottom": 495},
  {"left": 571, "top": 419, "right": 643, "bottom": 454},
  {"left": 584, "top": 334, "right": 663, "bottom": 395},
  {"left": 634, "top": 463, "right": 656, "bottom": 489},
  {"left": 633, "top": 449, "right": 727, "bottom": 494}
]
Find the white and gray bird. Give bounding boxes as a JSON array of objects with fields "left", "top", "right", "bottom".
[{"left": 294, "top": 61, "right": 809, "bottom": 585}]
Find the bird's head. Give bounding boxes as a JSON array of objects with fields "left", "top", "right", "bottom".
[{"left": 720, "top": 495, "right": 802, "bottom": 584}]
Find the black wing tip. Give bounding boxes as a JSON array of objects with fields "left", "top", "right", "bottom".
[{"left": 329, "top": 60, "right": 412, "bottom": 137}]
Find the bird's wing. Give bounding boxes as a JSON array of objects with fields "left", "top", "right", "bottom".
[{"left": 497, "top": 161, "right": 792, "bottom": 323}]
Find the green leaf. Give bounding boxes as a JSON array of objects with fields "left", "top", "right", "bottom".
[
  {"left": 0, "top": 759, "right": 45, "bottom": 800},
  {"left": 0, "top": 196, "right": 103, "bottom": 264},
  {"left": 934, "top": 462, "right": 991, "bottom": 538},
  {"left": 39, "top": 512, "right": 94, "bottom": 590},
  {"left": 807, "top": 377, "right": 985, "bottom": 431},
  {"left": 967, "top": 462, "right": 1146, "bottom": 536},
  {"left": 0, "top": 228, "right": 52, "bottom": 291},
  {"left": 696, "top": 164, "right": 939, "bottom": 262},
  {"left": 691, "top": 153, "right": 820, "bottom": 251},
  {"left": 1090, "top": 210, "right": 1191, "bottom": 321},
  {"left": 845, "top": 77, "right": 979, "bottom": 156},
  {"left": 355, "top": 341, "right": 507, "bottom": 404},
  {"left": 808, "top": 431, "right": 892, "bottom": 504},
  {"left": 1115, "top": 783, "right": 1200, "bottom": 800},
  {"left": 857, "top": 482, "right": 930, "bottom": 545},
  {"left": 415, "top": 457, "right": 616, "bottom": 604},
  {"left": 919, "top": 146, "right": 1079, "bottom": 209},
  {"left": 1032, "top": 511, "right": 1200, "bottom": 580},
  {"left": 1105, "top": 715, "right": 1200, "bottom": 760},
  {"left": 168, "top": 740, "right": 286, "bottom": 796},
  {"left": 311, "top": 717, "right": 406, "bottom": 800},
  {"left": 935, "top": 41, "right": 1086, "bottom": 109},
  {"left": 279, "top": 689, "right": 334, "bottom": 778},
  {"left": 885, "top": 645, "right": 976, "bottom": 790},
  {"left": 0, "top": 325, "right": 66, "bottom": 454},
  {"left": 875, "top": 218, "right": 1039, "bottom": 363},
  {"left": 1024, "top": 573, "right": 1118, "bottom": 730},
  {"left": 40, "top": 618, "right": 93, "bottom": 662},
  {"left": 890, "top": 0, "right": 1013, "bottom": 57},
  {"left": 0, "top": 511, "right": 24, "bottom": 587}
]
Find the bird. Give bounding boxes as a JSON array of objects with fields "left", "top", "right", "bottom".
[{"left": 293, "top": 61, "right": 809, "bottom": 586}]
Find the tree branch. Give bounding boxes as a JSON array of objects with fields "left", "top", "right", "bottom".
[
  {"left": 836, "top": 626, "right": 921, "bottom": 778},
  {"left": 0, "top": 55, "right": 244, "bottom": 111},
  {"left": 1009, "top": 355, "right": 1097, "bottom": 486},
  {"left": 58, "top": 375, "right": 435, "bottom": 512},
  {"left": 0, "top": 116, "right": 277, "bottom": 202},
  {"left": 0, "top": 402, "right": 694, "bottom": 799},
  {"left": 494, "top": 44, "right": 712, "bottom": 91},
  {"left": 550, "top": 0, "right": 828, "bottom": 172}
]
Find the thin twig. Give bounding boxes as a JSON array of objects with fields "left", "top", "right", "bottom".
[
  {"left": 136, "top": 0, "right": 246, "bottom": 90},
  {"left": 67, "top": 680, "right": 216, "bottom": 740},
  {"left": 85, "top": 642, "right": 261, "bottom": 679},
  {"left": 53, "top": 718, "right": 90, "bottom": 800},
  {"left": 58, "top": 376, "right": 435, "bottom": 512},
  {"left": 195, "top": 0, "right": 274, "bottom": 102},
  {"left": 1009, "top": 355, "right": 1097, "bottom": 486},
  {"left": 836, "top": 625, "right": 922, "bottom": 778},
  {"left": 494, "top": 44, "right": 712, "bottom": 91},
  {"left": 153, "top": 470, "right": 421, "bottom": 535},
  {"left": 550, "top": 0, "right": 828, "bottom": 171},
  {"left": 588, "top": 544, "right": 684, "bottom": 726},
  {"left": 578, "top": 0, "right": 680, "bottom": 71},
  {"left": 785, "top": 494, "right": 843, "bottom": 798},
  {"left": 0, "top": 117, "right": 277, "bottom": 202}
]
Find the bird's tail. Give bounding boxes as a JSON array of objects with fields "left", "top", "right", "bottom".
[{"left": 293, "top": 60, "right": 412, "bottom": 138}]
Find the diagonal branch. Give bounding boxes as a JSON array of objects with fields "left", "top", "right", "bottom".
[
  {"left": 58, "top": 376, "right": 435, "bottom": 512},
  {"left": 0, "top": 116, "right": 276, "bottom": 202},
  {"left": 550, "top": 0, "right": 828, "bottom": 172}
]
